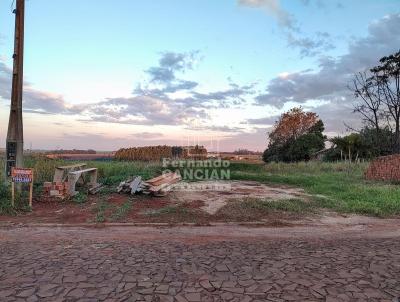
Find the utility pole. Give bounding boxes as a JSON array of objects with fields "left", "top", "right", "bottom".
[{"left": 6, "top": 0, "right": 25, "bottom": 178}]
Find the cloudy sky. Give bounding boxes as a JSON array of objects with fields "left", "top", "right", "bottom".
[{"left": 0, "top": 0, "right": 399, "bottom": 151}]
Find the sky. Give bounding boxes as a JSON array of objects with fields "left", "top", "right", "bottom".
[{"left": 0, "top": 0, "right": 399, "bottom": 152}]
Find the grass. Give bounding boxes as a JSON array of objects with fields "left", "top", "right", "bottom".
[
  {"left": 0, "top": 156, "right": 400, "bottom": 217},
  {"left": 73, "top": 192, "right": 88, "bottom": 204},
  {"left": 0, "top": 182, "right": 16, "bottom": 215},
  {"left": 143, "top": 205, "right": 186, "bottom": 216},
  {"left": 94, "top": 199, "right": 111, "bottom": 223},
  {"left": 110, "top": 200, "right": 133, "bottom": 222},
  {"left": 229, "top": 161, "right": 400, "bottom": 217},
  {"left": 217, "top": 198, "right": 316, "bottom": 221},
  {"left": 22, "top": 155, "right": 162, "bottom": 186}
]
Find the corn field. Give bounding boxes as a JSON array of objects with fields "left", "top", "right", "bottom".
[{"left": 115, "top": 145, "right": 207, "bottom": 161}]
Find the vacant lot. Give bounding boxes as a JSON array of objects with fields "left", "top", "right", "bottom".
[{"left": 0, "top": 157, "right": 400, "bottom": 223}]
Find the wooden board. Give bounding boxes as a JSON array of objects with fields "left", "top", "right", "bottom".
[{"left": 145, "top": 172, "right": 180, "bottom": 186}]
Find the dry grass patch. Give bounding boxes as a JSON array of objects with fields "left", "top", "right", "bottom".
[{"left": 215, "top": 197, "right": 318, "bottom": 222}]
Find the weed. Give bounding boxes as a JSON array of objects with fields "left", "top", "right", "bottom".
[
  {"left": 94, "top": 200, "right": 111, "bottom": 223},
  {"left": 110, "top": 200, "right": 133, "bottom": 222},
  {"left": 144, "top": 205, "right": 188, "bottom": 216},
  {"left": 0, "top": 182, "right": 15, "bottom": 215},
  {"left": 73, "top": 193, "right": 88, "bottom": 204},
  {"left": 217, "top": 198, "right": 316, "bottom": 221}
]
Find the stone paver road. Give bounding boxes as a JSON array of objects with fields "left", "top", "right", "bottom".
[{"left": 0, "top": 225, "right": 400, "bottom": 301}]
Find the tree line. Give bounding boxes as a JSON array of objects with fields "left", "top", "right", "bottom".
[{"left": 263, "top": 50, "right": 400, "bottom": 163}]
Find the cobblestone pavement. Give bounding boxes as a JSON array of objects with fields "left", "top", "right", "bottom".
[{"left": 0, "top": 226, "right": 400, "bottom": 301}]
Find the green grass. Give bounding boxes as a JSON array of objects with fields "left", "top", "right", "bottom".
[
  {"left": 1, "top": 156, "right": 400, "bottom": 217},
  {"left": 94, "top": 199, "right": 111, "bottom": 223},
  {"left": 229, "top": 161, "right": 400, "bottom": 217},
  {"left": 110, "top": 200, "right": 133, "bottom": 222},
  {"left": 22, "top": 156, "right": 162, "bottom": 186},
  {"left": 73, "top": 192, "right": 88, "bottom": 204},
  {"left": 0, "top": 182, "right": 15, "bottom": 215},
  {"left": 257, "top": 198, "right": 317, "bottom": 213}
]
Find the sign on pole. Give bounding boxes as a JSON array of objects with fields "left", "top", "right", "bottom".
[{"left": 11, "top": 167, "right": 33, "bottom": 207}]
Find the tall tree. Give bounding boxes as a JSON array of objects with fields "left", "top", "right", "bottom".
[
  {"left": 350, "top": 50, "right": 400, "bottom": 153},
  {"left": 351, "top": 72, "right": 383, "bottom": 133},
  {"left": 372, "top": 51, "right": 400, "bottom": 153},
  {"left": 263, "top": 108, "right": 325, "bottom": 163},
  {"left": 269, "top": 107, "right": 320, "bottom": 146}
]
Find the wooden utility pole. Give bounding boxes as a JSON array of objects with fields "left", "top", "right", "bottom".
[{"left": 6, "top": 0, "right": 25, "bottom": 177}]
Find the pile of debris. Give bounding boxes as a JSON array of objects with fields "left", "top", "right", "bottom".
[
  {"left": 43, "top": 163, "right": 103, "bottom": 200},
  {"left": 117, "top": 176, "right": 143, "bottom": 194},
  {"left": 142, "top": 172, "right": 182, "bottom": 196},
  {"left": 43, "top": 181, "right": 70, "bottom": 200},
  {"left": 117, "top": 172, "right": 181, "bottom": 197}
]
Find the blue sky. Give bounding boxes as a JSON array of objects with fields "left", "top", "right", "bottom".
[{"left": 0, "top": 0, "right": 399, "bottom": 151}]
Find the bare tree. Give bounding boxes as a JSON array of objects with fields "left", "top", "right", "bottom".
[
  {"left": 372, "top": 51, "right": 400, "bottom": 153},
  {"left": 350, "top": 72, "right": 383, "bottom": 133},
  {"left": 350, "top": 50, "right": 400, "bottom": 154}
]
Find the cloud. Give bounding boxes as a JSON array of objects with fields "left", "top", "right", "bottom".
[
  {"left": 78, "top": 80, "right": 255, "bottom": 127},
  {"left": 253, "top": 14, "right": 400, "bottom": 133},
  {"left": 0, "top": 61, "right": 12, "bottom": 99},
  {"left": 246, "top": 116, "right": 277, "bottom": 125},
  {"left": 62, "top": 131, "right": 164, "bottom": 142},
  {"left": 287, "top": 31, "right": 334, "bottom": 57},
  {"left": 238, "top": 0, "right": 337, "bottom": 57},
  {"left": 1, "top": 50, "right": 255, "bottom": 131},
  {"left": 0, "top": 60, "right": 75, "bottom": 115},
  {"left": 146, "top": 67, "right": 175, "bottom": 84},
  {"left": 185, "top": 125, "right": 246, "bottom": 133},
  {"left": 23, "top": 89, "right": 73, "bottom": 114},
  {"left": 312, "top": 100, "right": 360, "bottom": 134},
  {"left": 238, "top": 0, "right": 297, "bottom": 31},
  {"left": 145, "top": 51, "right": 199, "bottom": 84},
  {"left": 256, "top": 14, "right": 400, "bottom": 109},
  {"left": 218, "top": 127, "right": 268, "bottom": 151},
  {"left": 134, "top": 80, "right": 198, "bottom": 97},
  {"left": 300, "top": 0, "right": 344, "bottom": 10},
  {"left": 131, "top": 132, "right": 164, "bottom": 139},
  {"left": 189, "top": 83, "right": 256, "bottom": 108},
  {"left": 79, "top": 95, "right": 209, "bottom": 126},
  {"left": 135, "top": 50, "right": 204, "bottom": 99}
]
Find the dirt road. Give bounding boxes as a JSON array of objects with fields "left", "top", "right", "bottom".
[{"left": 0, "top": 220, "right": 400, "bottom": 301}]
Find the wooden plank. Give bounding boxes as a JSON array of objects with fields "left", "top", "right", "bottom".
[
  {"left": 89, "top": 184, "right": 103, "bottom": 195},
  {"left": 145, "top": 172, "right": 174, "bottom": 185},
  {"left": 69, "top": 168, "right": 97, "bottom": 175},
  {"left": 56, "top": 163, "right": 86, "bottom": 170},
  {"left": 148, "top": 176, "right": 181, "bottom": 193},
  {"left": 145, "top": 172, "right": 178, "bottom": 186},
  {"left": 53, "top": 163, "right": 87, "bottom": 182}
]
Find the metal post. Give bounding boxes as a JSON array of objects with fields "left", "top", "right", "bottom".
[{"left": 6, "top": 0, "right": 25, "bottom": 178}]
